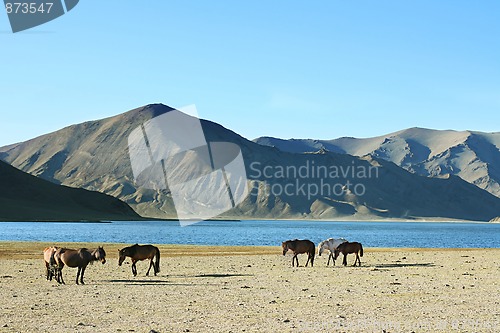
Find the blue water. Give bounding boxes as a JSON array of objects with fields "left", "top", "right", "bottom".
[{"left": 0, "top": 220, "right": 499, "bottom": 248}]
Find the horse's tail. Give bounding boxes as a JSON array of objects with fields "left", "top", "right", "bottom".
[
  {"left": 155, "top": 247, "right": 160, "bottom": 273},
  {"left": 359, "top": 243, "right": 364, "bottom": 257},
  {"left": 50, "top": 250, "right": 58, "bottom": 267}
]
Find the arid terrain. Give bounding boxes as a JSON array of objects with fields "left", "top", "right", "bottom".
[{"left": 0, "top": 242, "right": 499, "bottom": 332}]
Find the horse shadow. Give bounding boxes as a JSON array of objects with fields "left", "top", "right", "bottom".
[
  {"left": 194, "top": 273, "right": 253, "bottom": 278},
  {"left": 104, "top": 279, "right": 192, "bottom": 286},
  {"left": 373, "top": 262, "right": 435, "bottom": 269},
  {"left": 104, "top": 273, "right": 254, "bottom": 286}
]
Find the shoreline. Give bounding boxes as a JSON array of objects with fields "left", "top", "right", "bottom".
[
  {"left": 0, "top": 218, "right": 493, "bottom": 223},
  {"left": 0, "top": 241, "right": 498, "bottom": 260}
]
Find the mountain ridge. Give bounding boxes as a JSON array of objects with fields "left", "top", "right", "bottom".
[
  {"left": 255, "top": 128, "right": 500, "bottom": 198},
  {"left": 1, "top": 104, "right": 499, "bottom": 221}
]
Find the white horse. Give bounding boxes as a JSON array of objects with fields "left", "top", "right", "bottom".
[{"left": 318, "top": 238, "right": 348, "bottom": 266}]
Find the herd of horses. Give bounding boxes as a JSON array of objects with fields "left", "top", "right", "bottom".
[
  {"left": 43, "top": 244, "right": 160, "bottom": 284},
  {"left": 43, "top": 238, "right": 361, "bottom": 284},
  {"left": 282, "top": 238, "right": 363, "bottom": 268}
]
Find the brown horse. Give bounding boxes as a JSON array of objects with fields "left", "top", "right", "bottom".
[
  {"left": 334, "top": 241, "right": 364, "bottom": 266},
  {"left": 118, "top": 244, "right": 160, "bottom": 276},
  {"left": 54, "top": 247, "right": 106, "bottom": 284},
  {"left": 282, "top": 239, "right": 315, "bottom": 267},
  {"left": 43, "top": 246, "right": 64, "bottom": 283}
]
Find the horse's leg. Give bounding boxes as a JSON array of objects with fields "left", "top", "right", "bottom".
[
  {"left": 355, "top": 253, "right": 361, "bottom": 266},
  {"left": 132, "top": 260, "right": 137, "bottom": 276},
  {"left": 51, "top": 267, "right": 57, "bottom": 283},
  {"left": 76, "top": 267, "right": 81, "bottom": 285},
  {"left": 80, "top": 265, "right": 87, "bottom": 285},
  {"left": 343, "top": 254, "right": 347, "bottom": 266},
  {"left": 60, "top": 268, "right": 65, "bottom": 284},
  {"left": 146, "top": 259, "right": 153, "bottom": 276},
  {"left": 327, "top": 253, "right": 332, "bottom": 266},
  {"left": 292, "top": 254, "right": 296, "bottom": 267}
]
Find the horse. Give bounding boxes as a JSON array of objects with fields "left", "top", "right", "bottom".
[
  {"left": 53, "top": 247, "right": 106, "bottom": 284},
  {"left": 43, "top": 246, "right": 64, "bottom": 283},
  {"left": 118, "top": 244, "right": 160, "bottom": 276},
  {"left": 282, "top": 239, "right": 315, "bottom": 267},
  {"left": 317, "top": 238, "right": 348, "bottom": 266},
  {"left": 333, "top": 241, "right": 364, "bottom": 267}
]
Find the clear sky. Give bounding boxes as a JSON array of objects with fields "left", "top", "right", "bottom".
[{"left": 1, "top": 1, "right": 499, "bottom": 146}]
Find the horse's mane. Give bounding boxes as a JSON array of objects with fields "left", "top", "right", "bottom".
[
  {"left": 337, "top": 242, "right": 348, "bottom": 249},
  {"left": 78, "top": 248, "right": 88, "bottom": 253}
]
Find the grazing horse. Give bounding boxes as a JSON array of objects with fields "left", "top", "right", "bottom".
[
  {"left": 54, "top": 247, "right": 106, "bottom": 284},
  {"left": 334, "top": 241, "right": 364, "bottom": 267},
  {"left": 118, "top": 244, "right": 160, "bottom": 276},
  {"left": 282, "top": 239, "right": 315, "bottom": 267},
  {"left": 43, "top": 246, "right": 64, "bottom": 283},
  {"left": 318, "top": 238, "right": 348, "bottom": 266}
]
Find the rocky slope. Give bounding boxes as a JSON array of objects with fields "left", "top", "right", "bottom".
[{"left": 0, "top": 161, "right": 140, "bottom": 221}]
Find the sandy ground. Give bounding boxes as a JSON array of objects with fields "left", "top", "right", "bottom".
[{"left": 0, "top": 242, "right": 499, "bottom": 333}]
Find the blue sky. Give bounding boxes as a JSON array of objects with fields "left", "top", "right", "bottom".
[{"left": 1, "top": 0, "right": 499, "bottom": 146}]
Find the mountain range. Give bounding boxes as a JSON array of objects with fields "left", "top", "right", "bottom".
[
  {"left": 255, "top": 128, "right": 500, "bottom": 198},
  {"left": 1, "top": 104, "right": 499, "bottom": 221}
]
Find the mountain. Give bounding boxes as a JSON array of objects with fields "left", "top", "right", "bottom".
[
  {"left": 255, "top": 128, "right": 500, "bottom": 198},
  {"left": 0, "top": 160, "right": 140, "bottom": 221},
  {"left": 1, "top": 104, "right": 499, "bottom": 221}
]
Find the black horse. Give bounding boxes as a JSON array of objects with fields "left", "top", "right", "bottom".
[{"left": 118, "top": 244, "right": 161, "bottom": 276}]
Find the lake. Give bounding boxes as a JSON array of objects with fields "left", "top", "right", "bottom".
[{"left": 0, "top": 220, "right": 499, "bottom": 248}]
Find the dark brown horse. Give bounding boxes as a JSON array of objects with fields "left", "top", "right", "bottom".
[
  {"left": 282, "top": 239, "right": 315, "bottom": 267},
  {"left": 54, "top": 247, "right": 107, "bottom": 284},
  {"left": 334, "top": 241, "right": 363, "bottom": 266},
  {"left": 118, "top": 244, "right": 160, "bottom": 276},
  {"left": 43, "top": 246, "right": 64, "bottom": 283}
]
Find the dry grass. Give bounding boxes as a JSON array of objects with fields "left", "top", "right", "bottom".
[
  {"left": 0, "top": 241, "right": 280, "bottom": 260},
  {"left": 1, "top": 241, "right": 487, "bottom": 260}
]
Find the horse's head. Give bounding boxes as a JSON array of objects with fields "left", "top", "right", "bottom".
[
  {"left": 318, "top": 241, "right": 325, "bottom": 256},
  {"left": 118, "top": 248, "right": 126, "bottom": 266},
  {"left": 281, "top": 241, "right": 289, "bottom": 256},
  {"left": 96, "top": 246, "right": 106, "bottom": 264}
]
